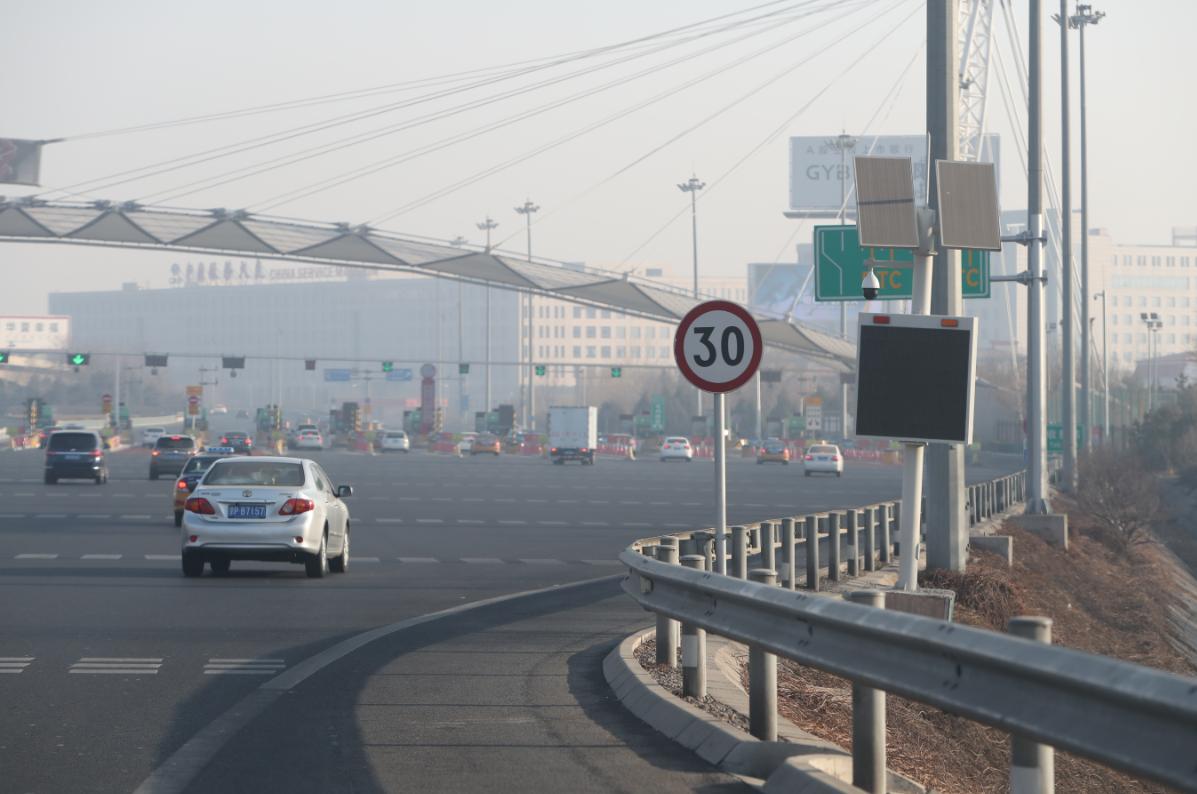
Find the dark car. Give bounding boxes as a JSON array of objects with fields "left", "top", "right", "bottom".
[
  {"left": 44, "top": 430, "right": 108, "bottom": 484},
  {"left": 171, "top": 451, "right": 235, "bottom": 526},
  {"left": 150, "top": 434, "right": 197, "bottom": 480},
  {"left": 219, "top": 432, "right": 253, "bottom": 454}
]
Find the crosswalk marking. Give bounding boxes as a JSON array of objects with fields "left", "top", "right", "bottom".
[
  {"left": 70, "top": 657, "right": 162, "bottom": 675},
  {"left": 15, "top": 553, "right": 57, "bottom": 560},
  {"left": 203, "top": 658, "right": 285, "bottom": 676},
  {"left": 0, "top": 657, "right": 33, "bottom": 674}
]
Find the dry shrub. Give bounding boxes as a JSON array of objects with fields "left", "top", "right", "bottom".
[{"left": 920, "top": 551, "right": 1024, "bottom": 630}]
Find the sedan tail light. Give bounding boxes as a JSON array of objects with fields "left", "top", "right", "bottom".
[
  {"left": 185, "top": 497, "right": 215, "bottom": 515},
  {"left": 151, "top": 450, "right": 160, "bottom": 457},
  {"left": 831, "top": 455, "right": 840, "bottom": 462},
  {"left": 805, "top": 454, "right": 813, "bottom": 461},
  {"left": 278, "top": 498, "right": 315, "bottom": 516},
  {"left": 92, "top": 450, "right": 103, "bottom": 458},
  {"left": 177, "top": 480, "right": 189, "bottom": 490},
  {"left": 221, "top": 437, "right": 228, "bottom": 444}
]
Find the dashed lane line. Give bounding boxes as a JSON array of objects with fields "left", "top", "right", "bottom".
[
  {"left": 70, "top": 657, "right": 163, "bottom": 675},
  {"left": 536, "top": 520, "right": 569, "bottom": 526},
  {"left": 355, "top": 557, "right": 381, "bottom": 563},
  {"left": 32, "top": 514, "right": 67, "bottom": 519},
  {"left": 204, "top": 658, "right": 286, "bottom": 676},
  {"left": 460, "top": 557, "right": 504, "bottom": 564},
  {"left": 414, "top": 519, "right": 443, "bottom": 525},
  {"left": 145, "top": 554, "right": 180, "bottom": 561},
  {"left": 81, "top": 554, "right": 122, "bottom": 560},
  {"left": 119, "top": 514, "right": 153, "bottom": 520},
  {"left": 519, "top": 558, "right": 564, "bottom": 565},
  {"left": 580, "top": 521, "right": 609, "bottom": 527},
  {"left": 375, "top": 518, "right": 402, "bottom": 524},
  {"left": 497, "top": 520, "right": 526, "bottom": 525},
  {"left": 397, "top": 557, "right": 439, "bottom": 563},
  {"left": 15, "top": 553, "right": 57, "bottom": 560}
]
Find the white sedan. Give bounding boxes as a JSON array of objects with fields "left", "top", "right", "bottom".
[
  {"left": 140, "top": 427, "right": 166, "bottom": 448},
  {"left": 456, "top": 432, "right": 479, "bottom": 457},
  {"left": 378, "top": 430, "right": 410, "bottom": 452},
  {"left": 659, "top": 436, "right": 694, "bottom": 462},
  {"left": 803, "top": 444, "right": 844, "bottom": 477},
  {"left": 181, "top": 456, "right": 352, "bottom": 578},
  {"left": 292, "top": 430, "right": 324, "bottom": 450}
]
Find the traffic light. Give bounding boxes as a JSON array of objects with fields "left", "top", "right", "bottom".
[
  {"left": 67, "top": 352, "right": 90, "bottom": 367},
  {"left": 610, "top": 367, "right": 622, "bottom": 378},
  {"left": 305, "top": 359, "right": 317, "bottom": 371},
  {"left": 144, "top": 354, "right": 169, "bottom": 369},
  {"left": 459, "top": 363, "right": 470, "bottom": 375},
  {"left": 534, "top": 365, "right": 546, "bottom": 377},
  {"left": 381, "top": 361, "right": 394, "bottom": 373},
  {"left": 0, "top": 351, "right": 10, "bottom": 364}
]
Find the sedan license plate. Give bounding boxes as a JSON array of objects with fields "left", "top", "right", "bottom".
[
  {"left": 64, "top": 454, "right": 82, "bottom": 461},
  {"left": 228, "top": 504, "right": 267, "bottom": 519}
]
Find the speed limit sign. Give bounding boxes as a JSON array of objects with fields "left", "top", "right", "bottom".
[{"left": 673, "top": 300, "right": 763, "bottom": 393}]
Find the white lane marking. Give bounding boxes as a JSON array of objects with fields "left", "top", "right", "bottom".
[
  {"left": 79, "top": 657, "right": 163, "bottom": 662},
  {"left": 586, "top": 500, "right": 609, "bottom": 505},
  {"left": 494, "top": 498, "right": 515, "bottom": 503},
  {"left": 15, "top": 553, "right": 57, "bottom": 559},
  {"left": 0, "top": 513, "right": 26, "bottom": 518},
  {"left": 650, "top": 501, "right": 672, "bottom": 506},
  {"left": 33, "top": 514, "right": 67, "bottom": 519},
  {"left": 556, "top": 499, "right": 579, "bottom": 504},
  {"left": 71, "top": 657, "right": 162, "bottom": 675},
  {"left": 374, "top": 518, "right": 402, "bottom": 524},
  {"left": 119, "top": 514, "right": 153, "bottom": 520},
  {"left": 366, "top": 496, "right": 387, "bottom": 501},
  {"left": 526, "top": 499, "right": 548, "bottom": 503},
  {"left": 145, "top": 554, "right": 180, "bottom": 561},
  {"left": 519, "top": 558, "right": 564, "bottom": 565},
  {"left": 414, "top": 519, "right": 443, "bottom": 525},
  {"left": 204, "top": 658, "right": 286, "bottom": 676},
  {"left": 13, "top": 492, "right": 34, "bottom": 497},
  {"left": 580, "top": 521, "right": 609, "bottom": 527},
  {"left": 461, "top": 497, "right": 484, "bottom": 502},
  {"left": 456, "top": 519, "right": 483, "bottom": 525},
  {"left": 112, "top": 493, "right": 134, "bottom": 498},
  {"left": 82, "top": 554, "right": 123, "bottom": 560},
  {"left": 536, "top": 520, "right": 569, "bottom": 526},
  {"left": 430, "top": 497, "right": 451, "bottom": 502},
  {"left": 626, "top": 522, "right": 652, "bottom": 528},
  {"left": 397, "top": 557, "right": 439, "bottom": 563},
  {"left": 618, "top": 501, "right": 642, "bottom": 506},
  {"left": 461, "top": 557, "right": 503, "bottom": 564},
  {"left": 355, "top": 556, "right": 381, "bottom": 563},
  {"left": 0, "top": 657, "right": 33, "bottom": 674},
  {"left": 398, "top": 496, "right": 420, "bottom": 501},
  {"left": 497, "top": 520, "right": 526, "bottom": 525},
  {"left": 77, "top": 514, "right": 113, "bottom": 519}
]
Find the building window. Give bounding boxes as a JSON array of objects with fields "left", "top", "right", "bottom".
[
  {"left": 35, "top": 323, "right": 43, "bottom": 332},
  {"left": 586, "top": 307, "right": 596, "bottom": 319},
  {"left": 49, "top": 323, "right": 58, "bottom": 332},
  {"left": 601, "top": 345, "right": 611, "bottom": 358},
  {"left": 1152, "top": 297, "right": 1161, "bottom": 307},
  {"left": 573, "top": 346, "right": 582, "bottom": 358},
  {"left": 1136, "top": 333, "right": 1145, "bottom": 343},
  {"left": 646, "top": 327, "right": 656, "bottom": 339},
  {"left": 1122, "top": 255, "right": 1132, "bottom": 267},
  {"left": 600, "top": 310, "right": 611, "bottom": 319},
  {"left": 1111, "top": 315, "right": 1118, "bottom": 326},
  {"left": 20, "top": 322, "right": 29, "bottom": 332},
  {"left": 616, "top": 346, "right": 626, "bottom": 357},
  {"left": 660, "top": 346, "right": 670, "bottom": 358},
  {"left": 647, "top": 347, "right": 657, "bottom": 358},
  {"left": 601, "top": 326, "right": 611, "bottom": 339},
  {"left": 631, "top": 327, "right": 641, "bottom": 339},
  {"left": 1181, "top": 257, "right": 1191, "bottom": 268},
  {"left": 1167, "top": 257, "right": 1176, "bottom": 268},
  {"left": 1152, "top": 256, "right": 1161, "bottom": 267},
  {"left": 1139, "top": 296, "right": 1147, "bottom": 307},
  {"left": 573, "top": 306, "right": 582, "bottom": 319},
  {"left": 616, "top": 327, "right": 626, "bottom": 339},
  {"left": 586, "top": 326, "right": 596, "bottom": 339},
  {"left": 573, "top": 327, "right": 581, "bottom": 338},
  {"left": 586, "top": 346, "right": 596, "bottom": 358},
  {"left": 631, "top": 348, "right": 641, "bottom": 359}
]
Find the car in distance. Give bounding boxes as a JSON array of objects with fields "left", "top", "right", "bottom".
[
  {"left": 803, "top": 443, "right": 843, "bottom": 477},
  {"left": 150, "top": 435, "right": 198, "bottom": 480},
  {"left": 220, "top": 431, "right": 254, "bottom": 455},
  {"left": 659, "top": 436, "right": 694, "bottom": 462},
  {"left": 140, "top": 427, "right": 167, "bottom": 448},
  {"left": 756, "top": 438, "right": 791, "bottom": 465},
  {"left": 44, "top": 430, "right": 109, "bottom": 484},
  {"left": 456, "top": 431, "right": 479, "bottom": 457},
  {"left": 172, "top": 447, "right": 238, "bottom": 526},
  {"left": 291, "top": 429, "right": 324, "bottom": 450},
  {"left": 180, "top": 456, "right": 352, "bottom": 578},
  {"left": 377, "top": 430, "right": 410, "bottom": 452},
  {"left": 470, "top": 433, "right": 501, "bottom": 456},
  {"left": 287, "top": 423, "right": 320, "bottom": 449}
]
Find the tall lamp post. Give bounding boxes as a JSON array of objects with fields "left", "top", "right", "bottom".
[
  {"left": 476, "top": 218, "right": 498, "bottom": 413},
  {"left": 678, "top": 175, "right": 706, "bottom": 422},
  {"left": 826, "top": 133, "right": 857, "bottom": 439},
  {"left": 1093, "top": 291, "right": 1108, "bottom": 444},
  {"left": 514, "top": 200, "right": 539, "bottom": 430},
  {"left": 450, "top": 235, "right": 469, "bottom": 428},
  {"left": 1139, "top": 312, "right": 1162, "bottom": 412}
]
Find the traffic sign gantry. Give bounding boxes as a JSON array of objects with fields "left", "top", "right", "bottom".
[
  {"left": 674, "top": 300, "right": 762, "bottom": 577},
  {"left": 814, "top": 225, "right": 990, "bottom": 301}
]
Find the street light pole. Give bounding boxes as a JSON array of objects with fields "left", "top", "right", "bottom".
[
  {"left": 476, "top": 218, "right": 498, "bottom": 414},
  {"left": 1139, "top": 312, "right": 1162, "bottom": 412},
  {"left": 678, "top": 175, "right": 706, "bottom": 423},
  {"left": 514, "top": 199, "right": 539, "bottom": 430},
  {"left": 827, "top": 132, "right": 857, "bottom": 440},
  {"left": 450, "top": 235, "right": 468, "bottom": 429},
  {"left": 1056, "top": 0, "right": 1077, "bottom": 489},
  {"left": 1026, "top": 0, "right": 1051, "bottom": 513},
  {"left": 1094, "top": 291, "right": 1108, "bottom": 443},
  {"left": 1072, "top": 4, "right": 1103, "bottom": 451}
]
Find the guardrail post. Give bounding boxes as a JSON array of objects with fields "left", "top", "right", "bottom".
[
  {"left": 827, "top": 512, "right": 842, "bottom": 582},
  {"left": 761, "top": 521, "right": 777, "bottom": 573},
  {"left": 848, "top": 590, "right": 887, "bottom": 793},
  {"left": 879, "top": 504, "right": 892, "bottom": 564},
  {"left": 890, "top": 502, "right": 901, "bottom": 558},
  {"left": 654, "top": 543, "right": 679, "bottom": 668},
  {"left": 1010, "top": 616, "right": 1054, "bottom": 794},
  {"left": 968, "top": 485, "right": 977, "bottom": 525},
  {"left": 749, "top": 568, "right": 778, "bottom": 741},
  {"left": 864, "top": 506, "right": 877, "bottom": 572},
  {"left": 732, "top": 526, "right": 748, "bottom": 579},
  {"left": 782, "top": 518, "right": 797, "bottom": 590},
  {"left": 846, "top": 509, "right": 860, "bottom": 576},
  {"left": 805, "top": 515, "right": 820, "bottom": 591},
  {"left": 680, "top": 554, "right": 707, "bottom": 699}
]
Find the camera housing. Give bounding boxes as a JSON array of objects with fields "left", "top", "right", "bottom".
[{"left": 861, "top": 268, "right": 880, "bottom": 300}]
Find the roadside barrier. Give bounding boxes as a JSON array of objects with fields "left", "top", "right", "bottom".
[
  {"left": 619, "top": 464, "right": 1197, "bottom": 791},
  {"left": 596, "top": 440, "right": 636, "bottom": 460}
]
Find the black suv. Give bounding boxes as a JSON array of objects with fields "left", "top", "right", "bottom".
[
  {"left": 149, "top": 434, "right": 197, "bottom": 480},
  {"left": 44, "top": 431, "right": 109, "bottom": 484}
]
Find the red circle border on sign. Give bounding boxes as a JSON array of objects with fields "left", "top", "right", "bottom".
[{"left": 672, "top": 300, "right": 763, "bottom": 394}]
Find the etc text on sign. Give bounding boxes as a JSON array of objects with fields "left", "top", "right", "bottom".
[{"left": 814, "top": 225, "right": 990, "bottom": 302}]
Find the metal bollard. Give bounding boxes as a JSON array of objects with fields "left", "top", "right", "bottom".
[
  {"left": 761, "top": 521, "right": 777, "bottom": 573},
  {"left": 782, "top": 517, "right": 797, "bottom": 590},
  {"left": 1010, "top": 617, "right": 1054, "bottom": 793},
  {"left": 680, "top": 554, "right": 707, "bottom": 699},
  {"left": 804, "top": 514, "right": 820, "bottom": 591},
  {"left": 827, "top": 512, "right": 841, "bottom": 582},
  {"left": 749, "top": 568, "right": 778, "bottom": 740},
  {"left": 879, "top": 503, "right": 892, "bottom": 564},
  {"left": 864, "top": 506, "right": 877, "bottom": 572},
  {"left": 848, "top": 590, "right": 887, "bottom": 793},
  {"left": 732, "top": 526, "right": 748, "bottom": 579},
  {"left": 846, "top": 509, "right": 860, "bottom": 576},
  {"left": 654, "top": 544, "right": 679, "bottom": 667},
  {"left": 692, "top": 530, "right": 714, "bottom": 572}
]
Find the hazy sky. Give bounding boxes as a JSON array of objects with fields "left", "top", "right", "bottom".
[{"left": 1, "top": 0, "right": 1190, "bottom": 313}]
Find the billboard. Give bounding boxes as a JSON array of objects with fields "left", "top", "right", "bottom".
[
  {"left": 788, "top": 133, "right": 999, "bottom": 216},
  {"left": 0, "top": 139, "right": 43, "bottom": 186},
  {"left": 0, "top": 315, "right": 70, "bottom": 350}
]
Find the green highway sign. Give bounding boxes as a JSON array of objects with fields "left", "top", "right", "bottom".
[
  {"left": 1047, "top": 423, "right": 1083, "bottom": 453},
  {"left": 813, "top": 225, "right": 991, "bottom": 302}
]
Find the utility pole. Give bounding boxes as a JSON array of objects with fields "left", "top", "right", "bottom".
[
  {"left": 827, "top": 133, "right": 857, "bottom": 440},
  {"left": 514, "top": 199, "right": 539, "bottom": 429},
  {"left": 476, "top": 218, "right": 498, "bottom": 414},
  {"left": 1026, "top": 0, "right": 1051, "bottom": 513},
  {"left": 1057, "top": 0, "right": 1077, "bottom": 490},
  {"left": 1094, "top": 291, "right": 1108, "bottom": 443},
  {"left": 924, "top": 0, "right": 967, "bottom": 572},
  {"left": 1072, "top": 3, "right": 1104, "bottom": 451},
  {"left": 678, "top": 175, "right": 705, "bottom": 422}
]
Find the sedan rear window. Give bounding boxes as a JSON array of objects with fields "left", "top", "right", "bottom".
[
  {"left": 182, "top": 456, "right": 222, "bottom": 475},
  {"left": 204, "top": 461, "right": 305, "bottom": 487},
  {"left": 665, "top": 437, "right": 689, "bottom": 445},
  {"left": 155, "top": 436, "right": 195, "bottom": 450},
  {"left": 48, "top": 432, "right": 99, "bottom": 452},
  {"left": 809, "top": 445, "right": 838, "bottom": 454}
]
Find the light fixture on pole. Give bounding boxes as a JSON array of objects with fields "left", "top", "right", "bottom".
[
  {"left": 476, "top": 217, "right": 499, "bottom": 412},
  {"left": 514, "top": 199, "right": 539, "bottom": 431},
  {"left": 1139, "top": 312, "right": 1163, "bottom": 412},
  {"left": 678, "top": 175, "right": 706, "bottom": 421}
]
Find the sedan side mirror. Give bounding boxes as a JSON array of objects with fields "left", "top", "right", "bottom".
[{"left": 336, "top": 485, "right": 353, "bottom": 498}]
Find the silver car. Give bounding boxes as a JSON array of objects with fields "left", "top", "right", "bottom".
[{"left": 180, "top": 456, "right": 352, "bottom": 578}]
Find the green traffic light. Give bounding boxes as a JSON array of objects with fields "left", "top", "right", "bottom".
[
  {"left": 534, "top": 365, "right": 546, "bottom": 377},
  {"left": 0, "top": 351, "right": 9, "bottom": 364},
  {"left": 610, "top": 367, "right": 622, "bottom": 378},
  {"left": 67, "top": 353, "right": 89, "bottom": 367},
  {"left": 381, "top": 361, "right": 394, "bottom": 373}
]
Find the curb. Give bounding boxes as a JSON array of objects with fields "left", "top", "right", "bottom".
[{"left": 604, "top": 629, "right": 926, "bottom": 793}]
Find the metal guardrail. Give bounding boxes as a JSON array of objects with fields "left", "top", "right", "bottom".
[{"left": 620, "top": 466, "right": 1197, "bottom": 791}]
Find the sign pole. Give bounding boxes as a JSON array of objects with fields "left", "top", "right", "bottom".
[
  {"left": 714, "top": 391, "right": 727, "bottom": 575},
  {"left": 899, "top": 224, "right": 934, "bottom": 592}
]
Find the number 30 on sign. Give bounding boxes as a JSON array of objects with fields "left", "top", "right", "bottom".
[{"left": 673, "top": 300, "right": 763, "bottom": 393}]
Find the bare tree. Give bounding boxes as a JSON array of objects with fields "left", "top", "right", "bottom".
[{"left": 1076, "top": 447, "right": 1163, "bottom": 551}]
